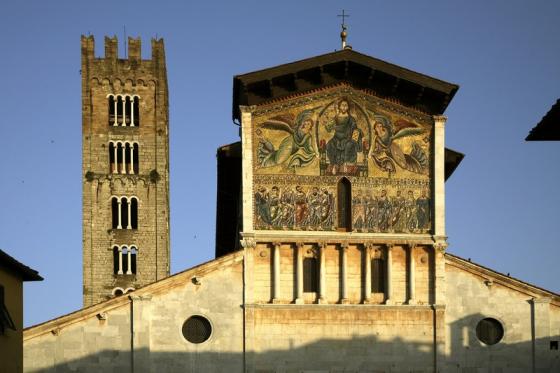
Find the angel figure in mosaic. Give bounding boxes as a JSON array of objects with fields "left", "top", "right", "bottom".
[
  {"left": 367, "top": 112, "right": 428, "bottom": 175},
  {"left": 256, "top": 109, "right": 318, "bottom": 170}
]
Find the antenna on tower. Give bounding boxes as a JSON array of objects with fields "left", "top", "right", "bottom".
[
  {"left": 123, "top": 25, "right": 127, "bottom": 58},
  {"left": 337, "top": 10, "right": 351, "bottom": 50}
]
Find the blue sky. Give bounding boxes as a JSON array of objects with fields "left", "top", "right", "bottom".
[{"left": 0, "top": 0, "right": 559, "bottom": 327}]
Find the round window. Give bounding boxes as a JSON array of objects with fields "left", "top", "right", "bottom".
[
  {"left": 182, "top": 316, "right": 212, "bottom": 344},
  {"left": 476, "top": 317, "right": 504, "bottom": 345}
]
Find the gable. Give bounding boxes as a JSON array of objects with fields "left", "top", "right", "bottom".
[
  {"left": 252, "top": 84, "right": 433, "bottom": 234},
  {"left": 233, "top": 49, "right": 459, "bottom": 122}
]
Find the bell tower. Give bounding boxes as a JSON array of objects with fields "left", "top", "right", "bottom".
[{"left": 81, "top": 35, "right": 170, "bottom": 306}]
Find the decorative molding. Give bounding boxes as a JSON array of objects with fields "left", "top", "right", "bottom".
[
  {"left": 240, "top": 238, "right": 257, "bottom": 249},
  {"left": 239, "top": 105, "right": 257, "bottom": 114}
]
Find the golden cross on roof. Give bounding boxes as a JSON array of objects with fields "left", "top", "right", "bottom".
[{"left": 337, "top": 10, "right": 350, "bottom": 49}]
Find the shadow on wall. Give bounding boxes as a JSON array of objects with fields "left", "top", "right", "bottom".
[{"left": 26, "top": 317, "right": 560, "bottom": 373}]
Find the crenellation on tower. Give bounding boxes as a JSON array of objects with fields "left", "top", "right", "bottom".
[
  {"left": 128, "top": 37, "right": 141, "bottom": 61},
  {"left": 104, "top": 36, "right": 118, "bottom": 61},
  {"left": 81, "top": 34, "right": 170, "bottom": 306}
]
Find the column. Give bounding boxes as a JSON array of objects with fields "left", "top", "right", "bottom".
[
  {"left": 364, "top": 244, "right": 372, "bottom": 303},
  {"left": 126, "top": 248, "right": 132, "bottom": 274},
  {"left": 118, "top": 247, "right": 123, "bottom": 274},
  {"left": 272, "top": 243, "right": 280, "bottom": 303},
  {"left": 117, "top": 199, "right": 123, "bottom": 229},
  {"left": 112, "top": 143, "right": 118, "bottom": 173},
  {"left": 295, "top": 243, "right": 303, "bottom": 304},
  {"left": 130, "top": 96, "right": 135, "bottom": 127},
  {"left": 130, "top": 144, "right": 135, "bottom": 174},
  {"left": 408, "top": 244, "right": 416, "bottom": 304},
  {"left": 113, "top": 96, "right": 118, "bottom": 126},
  {"left": 340, "top": 243, "right": 349, "bottom": 304},
  {"left": 127, "top": 199, "right": 132, "bottom": 229},
  {"left": 318, "top": 242, "right": 326, "bottom": 304},
  {"left": 385, "top": 244, "right": 393, "bottom": 305},
  {"left": 120, "top": 144, "right": 126, "bottom": 174},
  {"left": 120, "top": 95, "right": 126, "bottom": 126},
  {"left": 433, "top": 115, "right": 447, "bottom": 239}
]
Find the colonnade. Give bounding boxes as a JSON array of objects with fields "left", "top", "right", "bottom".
[{"left": 270, "top": 242, "right": 424, "bottom": 305}]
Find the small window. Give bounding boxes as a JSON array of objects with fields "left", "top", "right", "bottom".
[
  {"left": 372, "top": 258, "right": 385, "bottom": 293},
  {"left": 303, "top": 257, "right": 318, "bottom": 293},
  {"left": 108, "top": 95, "right": 140, "bottom": 127},
  {"left": 476, "top": 318, "right": 504, "bottom": 345},
  {"left": 0, "top": 285, "right": 16, "bottom": 335},
  {"left": 113, "top": 245, "right": 138, "bottom": 275},
  {"left": 337, "top": 178, "right": 352, "bottom": 231},
  {"left": 182, "top": 316, "right": 212, "bottom": 344},
  {"left": 111, "top": 196, "right": 138, "bottom": 230},
  {"left": 551, "top": 341, "right": 559, "bottom": 350}
]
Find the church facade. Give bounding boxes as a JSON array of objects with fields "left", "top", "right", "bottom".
[{"left": 23, "top": 36, "right": 560, "bottom": 373}]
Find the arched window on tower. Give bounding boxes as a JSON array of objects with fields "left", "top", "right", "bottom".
[
  {"left": 108, "top": 95, "right": 116, "bottom": 126},
  {"left": 109, "top": 141, "right": 139, "bottom": 174},
  {"left": 113, "top": 245, "right": 138, "bottom": 275},
  {"left": 133, "top": 143, "right": 139, "bottom": 174},
  {"left": 337, "top": 177, "right": 352, "bottom": 231},
  {"left": 108, "top": 94, "right": 140, "bottom": 127},
  {"left": 111, "top": 196, "right": 139, "bottom": 230},
  {"left": 133, "top": 96, "right": 140, "bottom": 126}
]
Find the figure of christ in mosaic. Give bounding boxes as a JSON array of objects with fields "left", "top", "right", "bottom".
[
  {"left": 368, "top": 113, "right": 429, "bottom": 176},
  {"left": 324, "top": 98, "right": 363, "bottom": 173},
  {"left": 254, "top": 185, "right": 335, "bottom": 230},
  {"left": 351, "top": 188, "right": 431, "bottom": 233},
  {"left": 256, "top": 109, "right": 319, "bottom": 172},
  {"left": 316, "top": 97, "right": 371, "bottom": 177}
]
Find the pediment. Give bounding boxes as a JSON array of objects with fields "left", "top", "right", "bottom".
[{"left": 233, "top": 49, "right": 458, "bottom": 121}]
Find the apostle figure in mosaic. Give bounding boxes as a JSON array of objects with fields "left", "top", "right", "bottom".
[
  {"left": 307, "top": 187, "right": 323, "bottom": 228},
  {"left": 294, "top": 185, "right": 309, "bottom": 227},
  {"left": 257, "top": 110, "right": 317, "bottom": 170},
  {"left": 279, "top": 187, "right": 295, "bottom": 228},
  {"left": 365, "top": 192, "right": 378, "bottom": 231},
  {"left": 416, "top": 190, "right": 431, "bottom": 230},
  {"left": 268, "top": 186, "right": 282, "bottom": 227},
  {"left": 391, "top": 190, "right": 407, "bottom": 233},
  {"left": 320, "top": 189, "right": 334, "bottom": 228},
  {"left": 404, "top": 190, "right": 418, "bottom": 232},
  {"left": 325, "top": 98, "right": 363, "bottom": 173},
  {"left": 377, "top": 189, "right": 391, "bottom": 232},
  {"left": 254, "top": 187, "right": 272, "bottom": 226}
]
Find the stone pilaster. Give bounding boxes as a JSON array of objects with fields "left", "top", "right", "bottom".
[
  {"left": 385, "top": 244, "right": 393, "bottom": 305},
  {"left": 240, "top": 105, "right": 256, "bottom": 234},
  {"left": 340, "top": 243, "right": 349, "bottom": 304},
  {"left": 433, "top": 242, "right": 447, "bottom": 305},
  {"left": 408, "top": 244, "right": 416, "bottom": 305},
  {"left": 433, "top": 115, "right": 447, "bottom": 240},
  {"left": 532, "top": 297, "right": 552, "bottom": 373},
  {"left": 295, "top": 242, "right": 304, "bottom": 304},
  {"left": 363, "top": 243, "right": 372, "bottom": 303},
  {"left": 318, "top": 242, "right": 327, "bottom": 304},
  {"left": 129, "top": 294, "right": 152, "bottom": 373},
  {"left": 272, "top": 242, "right": 280, "bottom": 303}
]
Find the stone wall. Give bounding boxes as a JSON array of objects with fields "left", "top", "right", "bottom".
[
  {"left": 0, "top": 268, "right": 24, "bottom": 373},
  {"left": 445, "top": 259, "right": 560, "bottom": 372},
  {"left": 24, "top": 254, "right": 244, "bottom": 373}
]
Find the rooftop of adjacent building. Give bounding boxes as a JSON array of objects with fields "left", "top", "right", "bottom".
[
  {"left": 0, "top": 249, "right": 43, "bottom": 282},
  {"left": 526, "top": 99, "right": 560, "bottom": 141}
]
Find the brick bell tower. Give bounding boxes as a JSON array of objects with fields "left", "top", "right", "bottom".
[{"left": 81, "top": 35, "right": 170, "bottom": 306}]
